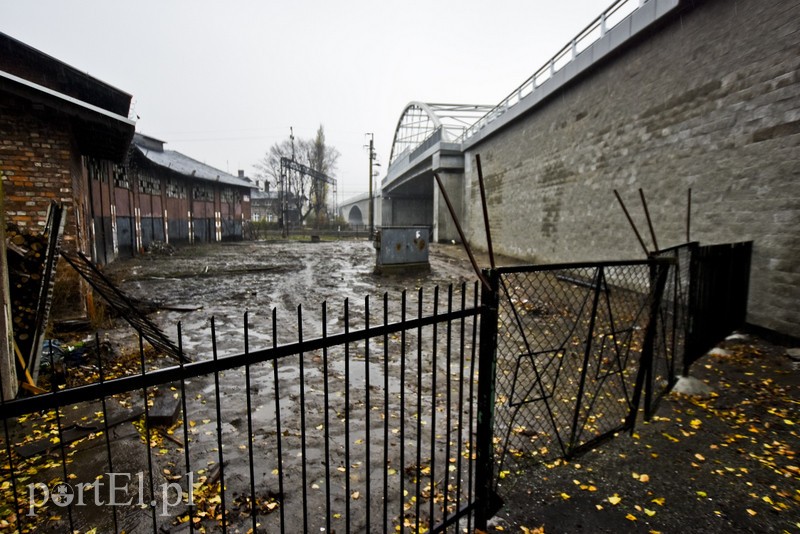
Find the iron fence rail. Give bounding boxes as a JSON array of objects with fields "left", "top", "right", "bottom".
[{"left": 0, "top": 283, "right": 484, "bottom": 534}]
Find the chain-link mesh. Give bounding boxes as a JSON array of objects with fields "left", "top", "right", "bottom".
[
  {"left": 648, "top": 244, "right": 694, "bottom": 416},
  {"left": 492, "top": 261, "right": 669, "bottom": 482}
]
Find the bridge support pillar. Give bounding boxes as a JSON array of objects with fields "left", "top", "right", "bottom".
[
  {"left": 381, "top": 196, "right": 393, "bottom": 226},
  {"left": 433, "top": 171, "right": 465, "bottom": 243}
]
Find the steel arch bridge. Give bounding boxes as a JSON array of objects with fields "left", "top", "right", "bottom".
[{"left": 388, "top": 102, "right": 493, "bottom": 165}]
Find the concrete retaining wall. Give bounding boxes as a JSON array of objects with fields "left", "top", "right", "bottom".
[{"left": 463, "top": 0, "right": 800, "bottom": 337}]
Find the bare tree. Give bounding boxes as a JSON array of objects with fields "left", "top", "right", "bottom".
[
  {"left": 302, "top": 125, "right": 339, "bottom": 225},
  {"left": 253, "top": 138, "right": 293, "bottom": 192},
  {"left": 253, "top": 125, "right": 339, "bottom": 226}
]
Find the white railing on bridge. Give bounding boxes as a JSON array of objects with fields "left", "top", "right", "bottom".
[{"left": 458, "top": 0, "right": 649, "bottom": 142}]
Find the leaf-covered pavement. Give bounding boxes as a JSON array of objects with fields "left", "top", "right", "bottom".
[{"left": 490, "top": 334, "right": 799, "bottom": 533}]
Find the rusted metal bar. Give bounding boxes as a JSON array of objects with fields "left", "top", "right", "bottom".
[
  {"left": 686, "top": 188, "right": 692, "bottom": 243},
  {"left": 475, "top": 155, "right": 496, "bottom": 269},
  {"left": 614, "top": 190, "right": 650, "bottom": 257},
  {"left": 434, "top": 173, "right": 490, "bottom": 289},
  {"left": 638, "top": 188, "right": 659, "bottom": 252}
]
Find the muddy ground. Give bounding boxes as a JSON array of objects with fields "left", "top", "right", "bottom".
[{"left": 3, "top": 238, "right": 797, "bottom": 533}]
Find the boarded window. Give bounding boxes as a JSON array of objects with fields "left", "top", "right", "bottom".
[
  {"left": 138, "top": 172, "right": 161, "bottom": 195},
  {"left": 113, "top": 164, "right": 130, "bottom": 190},
  {"left": 86, "top": 157, "right": 107, "bottom": 183},
  {"left": 221, "top": 187, "right": 237, "bottom": 203},
  {"left": 166, "top": 178, "right": 187, "bottom": 199},
  {"left": 193, "top": 184, "right": 212, "bottom": 201}
]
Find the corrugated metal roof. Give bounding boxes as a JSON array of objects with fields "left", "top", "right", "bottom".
[{"left": 133, "top": 135, "right": 253, "bottom": 189}]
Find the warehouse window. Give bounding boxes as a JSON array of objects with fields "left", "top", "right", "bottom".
[
  {"left": 138, "top": 172, "right": 161, "bottom": 195},
  {"left": 113, "top": 164, "right": 130, "bottom": 190},
  {"left": 86, "top": 157, "right": 107, "bottom": 183},
  {"left": 166, "top": 178, "right": 187, "bottom": 199},
  {"left": 193, "top": 184, "right": 212, "bottom": 201},
  {"left": 221, "top": 187, "right": 237, "bottom": 203}
]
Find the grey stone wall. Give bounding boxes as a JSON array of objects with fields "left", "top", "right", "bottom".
[
  {"left": 434, "top": 171, "right": 465, "bottom": 243},
  {"left": 463, "top": 0, "right": 800, "bottom": 337}
]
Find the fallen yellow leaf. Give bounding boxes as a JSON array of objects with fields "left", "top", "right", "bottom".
[{"left": 608, "top": 494, "right": 622, "bottom": 505}]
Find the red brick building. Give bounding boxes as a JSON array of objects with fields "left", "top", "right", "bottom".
[
  {"left": 128, "top": 133, "right": 252, "bottom": 253},
  {"left": 1, "top": 32, "right": 254, "bottom": 318},
  {"left": 0, "top": 31, "right": 135, "bottom": 319}
]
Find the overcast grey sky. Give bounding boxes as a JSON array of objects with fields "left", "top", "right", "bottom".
[{"left": 2, "top": 1, "right": 603, "bottom": 201}]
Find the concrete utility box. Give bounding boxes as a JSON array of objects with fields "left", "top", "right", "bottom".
[{"left": 374, "top": 226, "right": 431, "bottom": 274}]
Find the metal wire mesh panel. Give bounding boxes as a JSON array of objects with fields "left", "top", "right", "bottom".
[{"left": 492, "top": 261, "right": 668, "bottom": 483}]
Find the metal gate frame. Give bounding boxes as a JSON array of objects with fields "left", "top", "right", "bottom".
[{"left": 475, "top": 259, "right": 672, "bottom": 525}]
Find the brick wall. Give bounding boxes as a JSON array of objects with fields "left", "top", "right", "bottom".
[
  {"left": 464, "top": 0, "right": 800, "bottom": 337},
  {"left": 1, "top": 96, "right": 88, "bottom": 319},
  {"left": 0, "top": 96, "right": 79, "bottom": 245}
]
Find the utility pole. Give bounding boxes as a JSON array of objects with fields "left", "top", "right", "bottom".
[{"left": 368, "top": 134, "right": 374, "bottom": 236}]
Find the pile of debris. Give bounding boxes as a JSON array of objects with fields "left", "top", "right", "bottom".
[
  {"left": 6, "top": 224, "right": 49, "bottom": 351},
  {"left": 5, "top": 204, "right": 63, "bottom": 392}
]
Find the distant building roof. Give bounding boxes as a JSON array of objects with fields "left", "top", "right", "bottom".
[
  {"left": 132, "top": 133, "right": 253, "bottom": 188},
  {"left": 251, "top": 189, "right": 280, "bottom": 200}
]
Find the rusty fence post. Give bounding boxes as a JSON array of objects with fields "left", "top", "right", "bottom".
[{"left": 475, "top": 268, "right": 502, "bottom": 529}]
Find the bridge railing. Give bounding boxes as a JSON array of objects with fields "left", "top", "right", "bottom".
[{"left": 458, "top": 0, "right": 646, "bottom": 142}]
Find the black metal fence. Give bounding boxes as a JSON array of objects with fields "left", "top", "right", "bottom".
[
  {"left": 685, "top": 242, "right": 752, "bottom": 373},
  {"left": 1, "top": 255, "right": 702, "bottom": 533},
  {"left": 0, "top": 284, "right": 485, "bottom": 534},
  {"left": 487, "top": 260, "right": 672, "bottom": 494},
  {"left": 653, "top": 241, "right": 753, "bottom": 375}
]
